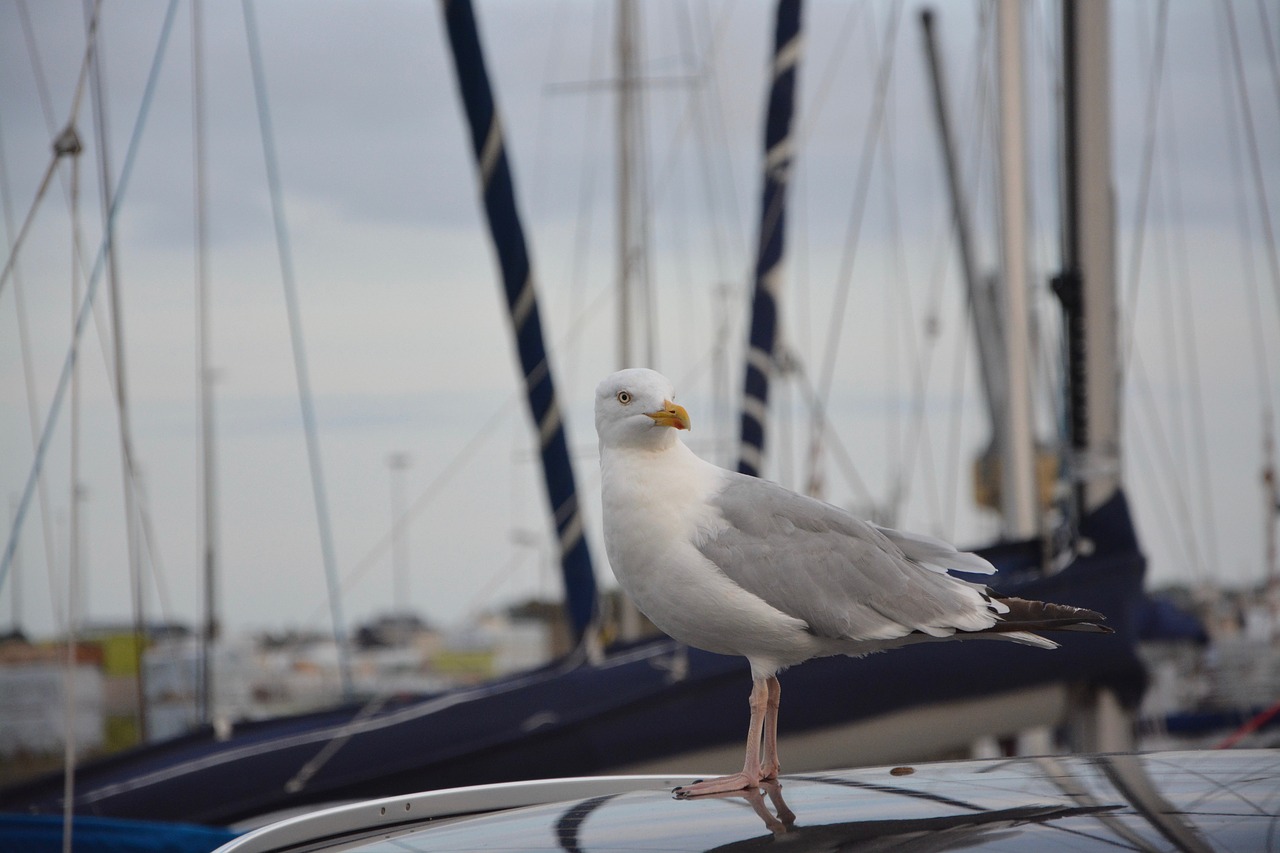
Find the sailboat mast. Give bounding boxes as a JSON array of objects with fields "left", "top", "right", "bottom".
[
  {"left": 193, "top": 0, "right": 218, "bottom": 726},
  {"left": 63, "top": 122, "right": 85, "bottom": 851},
  {"left": 738, "top": 0, "right": 802, "bottom": 478},
  {"left": 615, "top": 0, "right": 652, "bottom": 370},
  {"left": 995, "top": 0, "right": 1039, "bottom": 538},
  {"left": 1265, "top": 415, "right": 1278, "bottom": 591},
  {"left": 83, "top": 0, "right": 151, "bottom": 740},
  {"left": 1055, "top": 0, "right": 1120, "bottom": 519},
  {"left": 920, "top": 10, "right": 1014, "bottom": 528}
]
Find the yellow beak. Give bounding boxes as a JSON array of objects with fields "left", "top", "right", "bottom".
[{"left": 646, "top": 400, "right": 691, "bottom": 431}]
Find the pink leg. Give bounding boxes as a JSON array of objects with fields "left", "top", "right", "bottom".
[
  {"left": 674, "top": 678, "right": 769, "bottom": 798},
  {"left": 760, "top": 676, "right": 781, "bottom": 779}
]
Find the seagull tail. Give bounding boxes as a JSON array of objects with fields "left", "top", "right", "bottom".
[{"left": 976, "top": 596, "right": 1112, "bottom": 646}]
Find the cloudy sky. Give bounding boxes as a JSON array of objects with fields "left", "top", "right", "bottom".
[{"left": 1, "top": 0, "right": 1277, "bottom": 642}]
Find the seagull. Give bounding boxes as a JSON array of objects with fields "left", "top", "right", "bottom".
[{"left": 594, "top": 368, "right": 1109, "bottom": 798}]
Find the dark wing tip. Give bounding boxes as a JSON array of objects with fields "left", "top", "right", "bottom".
[{"left": 988, "top": 596, "right": 1113, "bottom": 635}]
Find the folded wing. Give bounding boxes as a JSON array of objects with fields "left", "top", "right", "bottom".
[{"left": 696, "top": 474, "right": 1005, "bottom": 643}]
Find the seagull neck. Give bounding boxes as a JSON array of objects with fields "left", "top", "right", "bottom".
[{"left": 601, "top": 433, "right": 700, "bottom": 474}]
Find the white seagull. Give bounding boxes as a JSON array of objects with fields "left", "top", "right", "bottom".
[{"left": 595, "top": 368, "right": 1109, "bottom": 798}]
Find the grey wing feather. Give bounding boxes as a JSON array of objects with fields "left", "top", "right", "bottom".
[
  {"left": 696, "top": 474, "right": 1000, "bottom": 641},
  {"left": 870, "top": 524, "right": 996, "bottom": 575}
]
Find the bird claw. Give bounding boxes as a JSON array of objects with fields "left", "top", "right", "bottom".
[
  {"left": 673, "top": 779, "right": 797, "bottom": 835},
  {"left": 673, "top": 772, "right": 761, "bottom": 798}
]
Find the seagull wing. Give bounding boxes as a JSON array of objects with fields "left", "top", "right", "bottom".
[{"left": 695, "top": 474, "right": 1003, "bottom": 642}]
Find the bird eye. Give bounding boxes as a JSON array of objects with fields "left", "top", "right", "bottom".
[{"left": 617, "top": 390, "right": 632, "bottom": 405}]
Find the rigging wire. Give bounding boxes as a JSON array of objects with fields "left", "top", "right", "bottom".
[
  {"left": 893, "top": 1, "right": 997, "bottom": 536},
  {"left": 0, "top": 0, "right": 181, "bottom": 599},
  {"left": 7, "top": 0, "right": 177, "bottom": 633},
  {"left": 674, "top": 0, "right": 743, "bottom": 436},
  {"left": 675, "top": 0, "right": 742, "bottom": 286},
  {"left": 1120, "top": 1, "right": 1233, "bottom": 581},
  {"left": 303, "top": 395, "right": 516, "bottom": 626},
  {"left": 1155, "top": 43, "right": 1223, "bottom": 577},
  {"left": 82, "top": 0, "right": 151, "bottom": 741},
  {"left": 15, "top": 0, "right": 59, "bottom": 135},
  {"left": 0, "top": 113, "right": 65, "bottom": 631},
  {"left": 815, "top": 1, "right": 902, "bottom": 405},
  {"left": 1127, "top": 0, "right": 1208, "bottom": 578},
  {"left": 1214, "top": 0, "right": 1280, "bottom": 588},
  {"left": 1130, "top": 346, "right": 1210, "bottom": 578},
  {"left": 0, "top": 0, "right": 98, "bottom": 304},
  {"left": 793, "top": 3, "right": 866, "bottom": 145},
  {"left": 926, "top": 0, "right": 995, "bottom": 539},
  {"left": 696, "top": 6, "right": 749, "bottom": 268},
  {"left": 1212, "top": 3, "right": 1278, "bottom": 424},
  {"left": 647, "top": 0, "right": 735, "bottom": 222},
  {"left": 764, "top": 356, "right": 875, "bottom": 510},
  {"left": 943, "top": 284, "right": 974, "bottom": 539},
  {"left": 321, "top": 237, "right": 755, "bottom": 633},
  {"left": 241, "top": 0, "right": 353, "bottom": 699},
  {"left": 650, "top": 0, "right": 747, "bottom": 412},
  {"left": 458, "top": 548, "right": 537, "bottom": 629},
  {"left": 559, "top": 0, "right": 610, "bottom": 392},
  {"left": 647, "top": 0, "right": 735, "bottom": 369},
  {"left": 1148, "top": 150, "right": 1208, "bottom": 578},
  {"left": 778, "top": 3, "right": 869, "bottom": 392},
  {"left": 1128, "top": 394, "right": 1207, "bottom": 584},
  {"left": 1119, "top": 0, "right": 1169, "bottom": 371},
  {"left": 809, "top": 0, "right": 902, "bottom": 505},
  {"left": 881, "top": 84, "right": 946, "bottom": 534},
  {"left": 1112, "top": 0, "right": 1216, "bottom": 580},
  {"left": 877, "top": 31, "right": 903, "bottom": 511},
  {"left": 0, "top": 153, "right": 63, "bottom": 305},
  {"left": 1221, "top": 0, "right": 1280, "bottom": 316},
  {"left": 790, "top": 3, "right": 864, "bottom": 484},
  {"left": 1256, "top": 0, "right": 1280, "bottom": 113},
  {"left": 305, "top": 285, "right": 615, "bottom": 627},
  {"left": 528, "top": 0, "right": 574, "bottom": 230}
]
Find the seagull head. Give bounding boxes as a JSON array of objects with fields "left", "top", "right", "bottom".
[{"left": 595, "top": 368, "right": 691, "bottom": 451}]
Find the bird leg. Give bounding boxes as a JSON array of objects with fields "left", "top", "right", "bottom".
[
  {"left": 760, "top": 675, "right": 781, "bottom": 779},
  {"left": 674, "top": 677, "right": 770, "bottom": 798}
]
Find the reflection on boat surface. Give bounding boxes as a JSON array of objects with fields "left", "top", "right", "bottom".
[{"left": 220, "top": 749, "right": 1278, "bottom": 852}]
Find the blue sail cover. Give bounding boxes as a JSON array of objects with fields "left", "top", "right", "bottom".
[
  {"left": 738, "top": 0, "right": 802, "bottom": 477},
  {"left": 441, "top": 0, "right": 597, "bottom": 639}
]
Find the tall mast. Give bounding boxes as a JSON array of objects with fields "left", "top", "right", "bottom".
[
  {"left": 193, "top": 0, "right": 218, "bottom": 726},
  {"left": 1055, "top": 0, "right": 1120, "bottom": 519},
  {"left": 616, "top": 0, "right": 652, "bottom": 369},
  {"left": 920, "top": 9, "right": 1011, "bottom": 526},
  {"left": 738, "top": 0, "right": 803, "bottom": 478},
  {"left": 77, "top": 0, "right": 152, "bottom": 742},
  {"left": 62, "top": 119, "right": 85, "bottom": 852},
  {"left": 995, "top": 0, "right": 1039, "bottom": 538},
  {"left": 387, "top": 452, "right": 410, "bottom": 608},
  {"left": 1265, "top": 415, "right": 1278, "bottom": 592}
]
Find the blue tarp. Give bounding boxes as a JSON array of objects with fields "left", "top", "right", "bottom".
[{"left": 0, "top": 814, "right": 236, "bottom": 853}]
